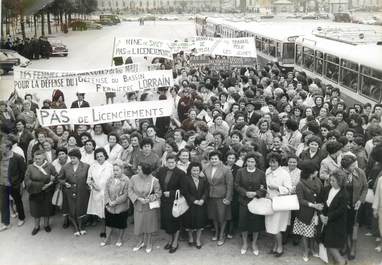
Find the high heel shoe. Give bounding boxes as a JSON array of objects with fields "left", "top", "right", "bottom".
[
  {"left": 31, "top": 226, "right": 40, "bottom": 236},
  {"left": 164, "top": 243, "right": 171, "bottom": 250},
  {"left": 196, "top": 244, "right": 202, "bottom": 249},
  {"left": 145, "top": 246, "right": 152, "bottom": 253},
  {"left": 133, "top": 242, "right": 145, "bottom": 251},
  {"left": 274, "top": 251, "right": 284, "bottom": 258},
  {"left": 169, "top": 244, "right": 178, "bottom": 253},
  {"left": 116, "top": 242, "right": 123, "bottom": 247}
]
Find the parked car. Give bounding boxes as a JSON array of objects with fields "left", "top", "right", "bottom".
[
  {"left": 0, "top": 49, "right": 30, "bottom": 67},
  {"left": 302, "top": 13, "right": 318, "bottom": 19},
  {"left": 317, "top": 13, "right": 330, "bottom": 19},
  {"left": 333, "top": 12, "right": 352, "bottom": 22},
  {"left": 286, "top": 13, "right": 301, "bottom": 19},
  {"left": 86, "top": 21, "right": 103, "bottom": 29},
  {"left": 50, "top": 40, "right": 68, "bottom": 57},
  {"left": 0, "top": 51, "right": 20, "bottom": 74}
]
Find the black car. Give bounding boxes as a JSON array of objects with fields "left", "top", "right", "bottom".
[
  {"left": 0, "top": 51, "right": 20, "bottom": 74},
  {"left": 334, "top": 12, "right": 352, "bottom": 22}
]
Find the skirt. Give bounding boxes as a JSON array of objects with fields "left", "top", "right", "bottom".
[
  {"left": 265, "top": 211, "right": 290, "bottom": 235},
  {"left": 160, "top": 201, "right": 181, "bottom": 234},
  {"left": 29, "top": 191, "right": 54, "bottom": 218},
  {"left": 134, "top": 208, "right": 160, "bottom": 235},
  {"left": 293, "top": 217, "right": 316, "bottom": 238},
  {"left": 183, "top": 204, "right": 208, "bottom": 230},
  {"left": 207, "top": 198, "right": 232, "bottom": 223},
  {"left": 237, "top": 204, "right": 265, "bottom": 233},
  {"left": 105, "top": 208, "right": 128, "bottom": 229}
]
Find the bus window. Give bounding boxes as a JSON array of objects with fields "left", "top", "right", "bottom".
[
  {"left": 340, "top": 59, "right": 359, "bottom": 92},
  {"left": 276, "top": 42, "right": 281, "bottom": 59},
  {"left": 325, "top": 54, "right": 339, "bottom": 83},
  {"left": 282, "top": 43, "right": 294, "bottom": 60},
  {"left": 302, "top": 47, "right": 314, "bottom": 71},
  {"left": 255, "top": 36, "right": 261, "bottom": 50},
  {"left": 269, "top": 40, "right": 276, "bottom": 57},
  {"left": 262, "top": 38, "right": 269, "bottom": 54},
  {"left": 295, "top": 44, "right": 302, "bottom": 66},
  {"left": 360, "top": 66, "right": 382, "bottom": 102},
  {"left": 315, "top": 51, "right": 323, "bottom": 75}
]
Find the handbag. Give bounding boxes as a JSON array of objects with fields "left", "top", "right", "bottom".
[
  {"left": 272, "top": 194, "right": 300, "bottom": 211},
  {"left": 52, "top": 185, "right": 63, "bottom": 208},
  {"left": 172, "top": 189, "right": 189, "bottom": 217},
  {"left": 247, "top": 197, "right": 274, "bottom": 215},
  {"left": 365, "top": 188, "right": 374, "bottom": 204},
  {"left": 148, "top": 178, "right": 160, "bottom": 209}
]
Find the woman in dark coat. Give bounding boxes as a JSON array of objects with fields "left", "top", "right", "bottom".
[
  {"left": 235, "top": 152, "right": 266, "bottom": 255},
  {"left": 299, "top": 136, "right": 324, "bottom": 172},
  {"left": 182, "top": 162, "right": 209, "bottom": 249},
  {"left": 24, "top": 150, "right": 57, "bottom": 235},
  {"left": 154, "top": 154, "right": 186, "bottom": 253},
  {"left": 293, "top": 161, "right": 323, "bottom": 262},
  {"left": 320, "top": 169, "right": 348, "bottom": 265},
  {"left": 58, "top": 149, "right": 90, "bottom": 236}
]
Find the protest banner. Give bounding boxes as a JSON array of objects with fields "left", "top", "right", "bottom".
[
  {"left": 13, "top": 64, "right": 143, "bottom": 80},
  {"left": 113, "top": 37, "right": 173, "bottom": 60},
  {"left": 189, "top": 56, "right": 256, "bottom": 70},
  {"left": 37, "top": 99, "right": 173, "bottom": 126},
  {"left": 205, "top": 37, "right": 257, "bottom": 58},
  {"left": 14, "top": 70, "right": 174, "bottom": 93}
]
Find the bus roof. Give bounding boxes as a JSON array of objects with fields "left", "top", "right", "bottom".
[{"left": 296, "top": 34, "right": 382, "bottom": 70}]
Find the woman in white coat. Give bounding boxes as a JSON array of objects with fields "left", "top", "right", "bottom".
[
  {"left": 104, "top": 133, "right": 123, "bottom": 163},
  {"left": 87, "top": 147, "right": 113, "bottom": 238},
  {"left": 265, "top": 152, "right": 293, "bottom": 257}
]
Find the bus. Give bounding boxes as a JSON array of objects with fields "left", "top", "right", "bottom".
[{"left": 294, "top": 28, "right": 382, "bottom": 104}]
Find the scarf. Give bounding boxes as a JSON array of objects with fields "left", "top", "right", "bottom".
[{"left": 33, "top": 161, "right": 48, "bottom": 175}]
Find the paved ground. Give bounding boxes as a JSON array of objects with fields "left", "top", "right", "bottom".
[{"left": 1, "top": 19, "right": 382, "bottom": 265}]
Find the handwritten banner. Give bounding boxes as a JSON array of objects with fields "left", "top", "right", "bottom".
[
  {"left": 37, "top": 100, "right": 173, "bottom": 126},
  {"left": 189, "top": 56, "right": 256, "bottom": 70},
  {"left": 113, "top": 37, "right": 173, "bottom": 59},
  {"left": 14, "top": 70, "right": 174, "bottom": 93}
]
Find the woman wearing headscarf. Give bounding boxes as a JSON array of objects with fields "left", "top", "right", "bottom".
[
  {"left": 24, "top": 150, "right": 57, "bottom": 235},
  {"left": 86, "top": 147, "right": 113, "bottom": 237},
  {"left": 154, "top": 154, "right": 185, "bottom": 253},
  {"left": 128, "top": 162, "right": 162, "bottom": 253},
  {"left": 235, "top": 152, "right": 266, "bottom": 255},
  {"left": 58, "top": 149, "right": 90, "bottom": 236},
  {"left": 293, "top": 161, "right": 323, "bottom": 262}
]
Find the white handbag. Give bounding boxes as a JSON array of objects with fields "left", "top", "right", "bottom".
[
  {"left": 247, "top": 197, "right": 274, "bottom": 215},
  {"left": 172, "top": 189, "right": 189, "bottom": 217},
  {"left": 365, "top": 189, "right": 374, "bottom": 204},
  {"left": 148, "top": 178, "right": 160, "bottom": 209},
  {"left": 272, "top": 194, "right": 300, "bottom": 211}
]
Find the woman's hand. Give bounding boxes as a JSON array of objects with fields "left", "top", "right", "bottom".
[
  {"left": 314, "top": 203, "right": 324, "bottom": 211},
  {"left": 163, "top": 191, "right": 170, "bottom": 198},
  {"left": 65, "top": 182, "right": 71, "bottom": 188},
  {"left": 246, "top": 191, "right": 256, "bottom": 198},
  {"left": 373, "top": 210, "right": 378, "bottom": 218},
  {"left": 222, "top": 198, "right": 231, "bottom": 205},
  {"left": 320, "top": 214, "right": 328, "bottom": 225},
  {"left": 354, "top": 200, "right": 362, "bottom": 210},
  {"left": 199, "top": 199, "right": 204, "bottom": 206},
  {"left": 193, "top": 200, "right": 200, "bottom": 205}
]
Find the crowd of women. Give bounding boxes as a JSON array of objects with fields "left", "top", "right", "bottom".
[{"left": 1, "top": 53, "right": 382, "bottom": 264}]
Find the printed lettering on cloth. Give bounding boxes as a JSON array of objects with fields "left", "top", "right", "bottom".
[
  {"left": 37, "top": 100, "right": 173, "bottom": 126},
  {"left": 113, "top": 37, "right": 173, "bottom": 59},
  {"left": 189, "top": 56, "right": 256, "bottom": 69},
  {"left": 14, "top": 70, "right": 174, "bottom": 93}
]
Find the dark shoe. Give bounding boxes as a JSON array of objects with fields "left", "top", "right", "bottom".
[
  {"left": 268, "top": 249, "right": 276, "bottom": 254},
  {"left": 31, "top": 226, "right": 40, "bottom": 236},
  {"left": 44, "top": 225, "right": 51, "bottom": 233},
  {"left": 169, "top": 245, "right": 178, "bottom": 253},
  {"left": 196, "top": 244, "right": 202, "bottom": 249},
  {"left": 348, "top": 253, "right": 356, "bottom": 260},
  {"left": 274, "top": 251, "right": 284, "bottom": 258},
  {"left": 62, "top": 220, "right": 69, "bottom": 229},
  {"left": 100, "top": 232, "right": 106, "bottom": 238},
  {"left": 164, "top": 243, "right": 171, "bottom": 250},
  {"left": 188, "top": 241, "right": 194, "bottom": 247}
]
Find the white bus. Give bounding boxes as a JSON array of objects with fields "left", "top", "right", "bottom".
[{"left": 294, "top": 29, "right": 382, "bottom": 104}]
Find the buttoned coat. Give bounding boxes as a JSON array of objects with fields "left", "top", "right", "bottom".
[{"left": 203, "top": 163, "right": 233, "bottom": 201}]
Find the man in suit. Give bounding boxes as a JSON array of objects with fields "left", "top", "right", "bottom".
[
  {"left": 0, "top": 139, "right": 27, "bottom": 232},
  {"left": 246, "top": 100, "right": 262, "bottom": 125},
  {"left": 70, "top": 92, "right": 90, "bottom": 108}
]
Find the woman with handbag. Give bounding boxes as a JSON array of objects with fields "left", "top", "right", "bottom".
[
  {"left": 203, "top": 150, "right": 234, "bottom": 246},
  {"left": 265, "top": 152, "right": 293, "bottom": 257},
  {"left": 24, "top": 150, "right": 57, "bottom": 235},
  {"left": 235, "top": 152, "right": 266, "bottom": 255},
  {"left": 182, "top": 162, "right": 209, "bottom": 249},
  {"left": 320, "top": 170, "right": 348, "bottom": 265},
  {"left": 128, "top": 162, "right": 162, "bottom": 253},
  {"left": 154, "top": 154, "right": 186, "bottom": 253},
  {"left": 293, "top": 161, "right": 323, "bottom": 262},
  {"left": 102, "top": 161, "right": 130, "bottom": 247},
  {"left": 340, "top": 155, "right": 368, "bottom": 260},
  {"left": 58, "top": 149, "right": 90, "bottom": 236}
]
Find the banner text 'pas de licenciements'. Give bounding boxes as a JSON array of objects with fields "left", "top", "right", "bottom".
[
  {"left": 37, "top": 100, "right": 173, "bottom": 126},
  {"left": 113, "top": 37, "right": 173, "bottom": 60}
]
